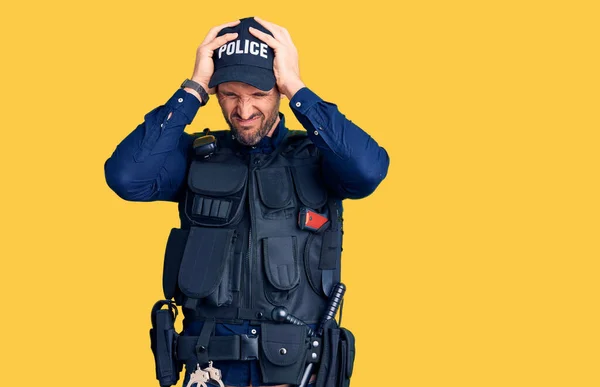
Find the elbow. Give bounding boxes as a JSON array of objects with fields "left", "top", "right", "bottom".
[
  {"left": 361, "top": 170, "right": 388, "bottom": 198},
  {"left": 336, "top": 150, "right": 390, "bottom": 200},
  {"left": 338, "top": 173, "right": 385, "bottom": 200},
  {"left": 104, "top": 158, "right": 156, "bottom": 202}
]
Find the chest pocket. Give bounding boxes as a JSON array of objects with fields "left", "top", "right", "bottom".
[
  {"left": 291, "top": 163, "right": 328, "bottom": 211},
  {"left": 255, "top": 167, "right": 295, "bottom": 220},
  {"left": 184, "top": 160, "right": 248, "bottom": 227}
]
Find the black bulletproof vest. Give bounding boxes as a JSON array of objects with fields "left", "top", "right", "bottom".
[{"left": 163, "top": 130, "right": 343, "bottom": 325}]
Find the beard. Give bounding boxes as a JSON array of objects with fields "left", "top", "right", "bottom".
[{"left": 224, "top": 101, "right": 280, "bottom": 147}]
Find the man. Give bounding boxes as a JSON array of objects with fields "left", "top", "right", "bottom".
[{"left": 105, "top": 16, "right": 389, "bottom": 387}]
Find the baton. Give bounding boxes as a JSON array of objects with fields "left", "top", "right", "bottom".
[{"left": 298, "top": 283, "right": 346, "bottom": 387}]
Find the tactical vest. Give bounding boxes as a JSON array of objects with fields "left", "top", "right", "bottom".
[{"left": 162, "top": 130, "right": 343, "bottom": 325}]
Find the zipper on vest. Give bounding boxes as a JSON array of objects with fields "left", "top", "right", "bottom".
[
  {"left": 246, "top": 228, "right": 252, "bottom": 309},
  {"left": 246, "top": 154, "right": 258, "bottom": 310}
]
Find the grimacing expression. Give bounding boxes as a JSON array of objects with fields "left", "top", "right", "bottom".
[{"left": 216, "top": 82, "right": 281, "bottom": 146}]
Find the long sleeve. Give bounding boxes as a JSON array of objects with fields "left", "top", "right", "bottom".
[
  {"left": 289, "top": 88, "right": 390, "bottom": 199},
  {"left": 104, "top": 89, "right": 201, "bottom": 202}
]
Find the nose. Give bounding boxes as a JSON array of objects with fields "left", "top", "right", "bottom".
[{"left": 236, "top": 98, "right": 254, "bottom": 120}]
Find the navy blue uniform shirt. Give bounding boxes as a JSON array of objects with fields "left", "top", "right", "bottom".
[{"left": 104, "top": 87, "right": 390, "bottom": 386}]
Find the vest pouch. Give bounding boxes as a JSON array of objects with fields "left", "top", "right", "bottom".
[
  {"left": 315, "top": 320, "right": 356, "bottom": 387},
  {"left": 339, "top": 328, "right": 356, "bottom": 387},
  {"left": 304, "top": 229, "right": 342, "bottom": 297},
  {"left": 262, "top": 236, "right": 300, "bottom": 305},
  {"left": 178, "top": 227, "right": 237, "bottom": 308},
  {"left": 185, "top": 161, "right": 248, "bottom": 227},
  {"left": 291, "top": 164, "right": 328, "bottom": 211},
  {"left": 256, "top": 167, "right": 295, "bottom": 220},
  {"left": 259, "top": 323, "right": 309, "bottom": 385},
  {"left": 163, "top": 228, "right": 190, "bottom": 301}
]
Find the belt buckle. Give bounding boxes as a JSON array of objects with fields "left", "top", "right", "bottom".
[{"left": 240, "top": 334, "right": 259, "bottom": 360}]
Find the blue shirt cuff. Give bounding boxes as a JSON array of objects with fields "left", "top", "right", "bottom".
[
  {"left": 289, "top": 87, "right": 322, "bottom": 114},
  {"left": 165, "top": 88, "right": 202, "bottom": 124},
  {"left": 289, "top": 87, "right": 335, "bottom": 150}
]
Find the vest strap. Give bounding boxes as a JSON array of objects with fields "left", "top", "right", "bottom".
[
  {"left": 185, "top": 306, "right": 270, "bottom": 322},
  {"left": 320, "top": 200, "right": 342, "bottom": 297},
  {"left": 191, "top": 318, "right": 214, "bottom": 369}
]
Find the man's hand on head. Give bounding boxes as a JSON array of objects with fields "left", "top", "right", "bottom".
[
  {"left": 186, "top": 19, "right": 241, "bottom": 102},
  {"left": 249, "top": 17, "right": 306, "bottom": 100}
]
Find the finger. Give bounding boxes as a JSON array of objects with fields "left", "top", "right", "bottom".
[
  {"left": 202, "top": 32, "right": 238, "bottom": 52},
  {"left": 280, "top": 27, "right": 294, "bottom": 45},
  {"left": 201, "top": 20, "right": 240, "bottom": 45},
  {"left": 201, "top": 19, "right": 241, "bottom": 45},
  {"left": 204, "top": 19, "right": 240, "bottom": 41},
  {"left": 253, "top": 16, "right": 280, "bottom": 32},
  {"left": 252, "top": 16, "right": 286, "bottom": 41},
  {"left": 248, "top": 27, "right": 282, "bottom": 50}
]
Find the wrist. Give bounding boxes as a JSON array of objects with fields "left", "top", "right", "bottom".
[
  {"left": 282, "top": 79, "right": 305, "bottom": 100},
  {"left": 190, "top": 76, "right": 210, "bottom": 93},
  {"left": 183, "top": 77, "right": 210, "bottom": 105},
  {"left": 183, "top": 87, "right": 202, "bottom": 103}
]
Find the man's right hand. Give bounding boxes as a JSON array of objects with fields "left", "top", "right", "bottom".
[{"left": 185, "top": 19, "right": 241, "bottom": 102}]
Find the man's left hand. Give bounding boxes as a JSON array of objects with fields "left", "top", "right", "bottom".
[{"left": 249, "top": 17, "right": 306, "bottom": 99}]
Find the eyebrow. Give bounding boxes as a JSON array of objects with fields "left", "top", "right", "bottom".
[{"left": 219, "top": 90, "right": 269, "bottom": 97}]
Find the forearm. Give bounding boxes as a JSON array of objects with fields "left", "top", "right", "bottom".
[
  {"left": 104, "top": 89, "right": 200, "bottom": 202},
  {"left": 290, "top": 88, "right": 390, "bottom": 199}
]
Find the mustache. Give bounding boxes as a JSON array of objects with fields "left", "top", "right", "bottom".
[{"left": 232, "top": 113, "right": 262, "bottom": 120}]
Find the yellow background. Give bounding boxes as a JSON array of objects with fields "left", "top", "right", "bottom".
[{"left": 1, "top": 0, "right": 598, "bottom": 386}]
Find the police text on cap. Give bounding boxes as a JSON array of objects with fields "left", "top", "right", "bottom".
[{"left": 218, "top": 39, "right": 269, "bottom": 59}]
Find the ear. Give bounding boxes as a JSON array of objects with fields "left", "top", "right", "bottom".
[{"left": 275, "top": 85, "right": 285, "bottom": 99}]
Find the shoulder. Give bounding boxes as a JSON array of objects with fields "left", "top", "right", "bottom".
[
  {"left": 190, "top": 128, "right": 230, "bottom": 140},
  {"left": 282, "top": 130, "right": 322, "bottom": 158},
  {"left": 283, "top": 130, "right": 309, "bottom": 146}
]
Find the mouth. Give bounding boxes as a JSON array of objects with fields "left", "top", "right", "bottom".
[{"left": 233, "top": 115, "right": 261, "bottom": 127}]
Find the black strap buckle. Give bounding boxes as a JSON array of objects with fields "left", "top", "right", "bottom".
[
  {"left": 240, "top": 334, "right": 259, "bottom": 361},
  {"left": 194, "top": 319, "right": 216, "bottom": 366}
]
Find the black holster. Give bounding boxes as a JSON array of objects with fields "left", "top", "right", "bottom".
[
  {"left": 150, "top": 300, "right": 182, "bottom": 387},
  {"left": 315, "top": 319, "right": 356, "bottom": 387}
]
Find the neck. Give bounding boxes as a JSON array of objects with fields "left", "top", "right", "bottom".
[{"left": 266, "top": 115, "right": 281, "bottom": 137}]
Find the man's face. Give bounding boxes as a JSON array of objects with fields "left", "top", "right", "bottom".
[{"left": 216, "top": 81, "right": 281, "bottom": 146}]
